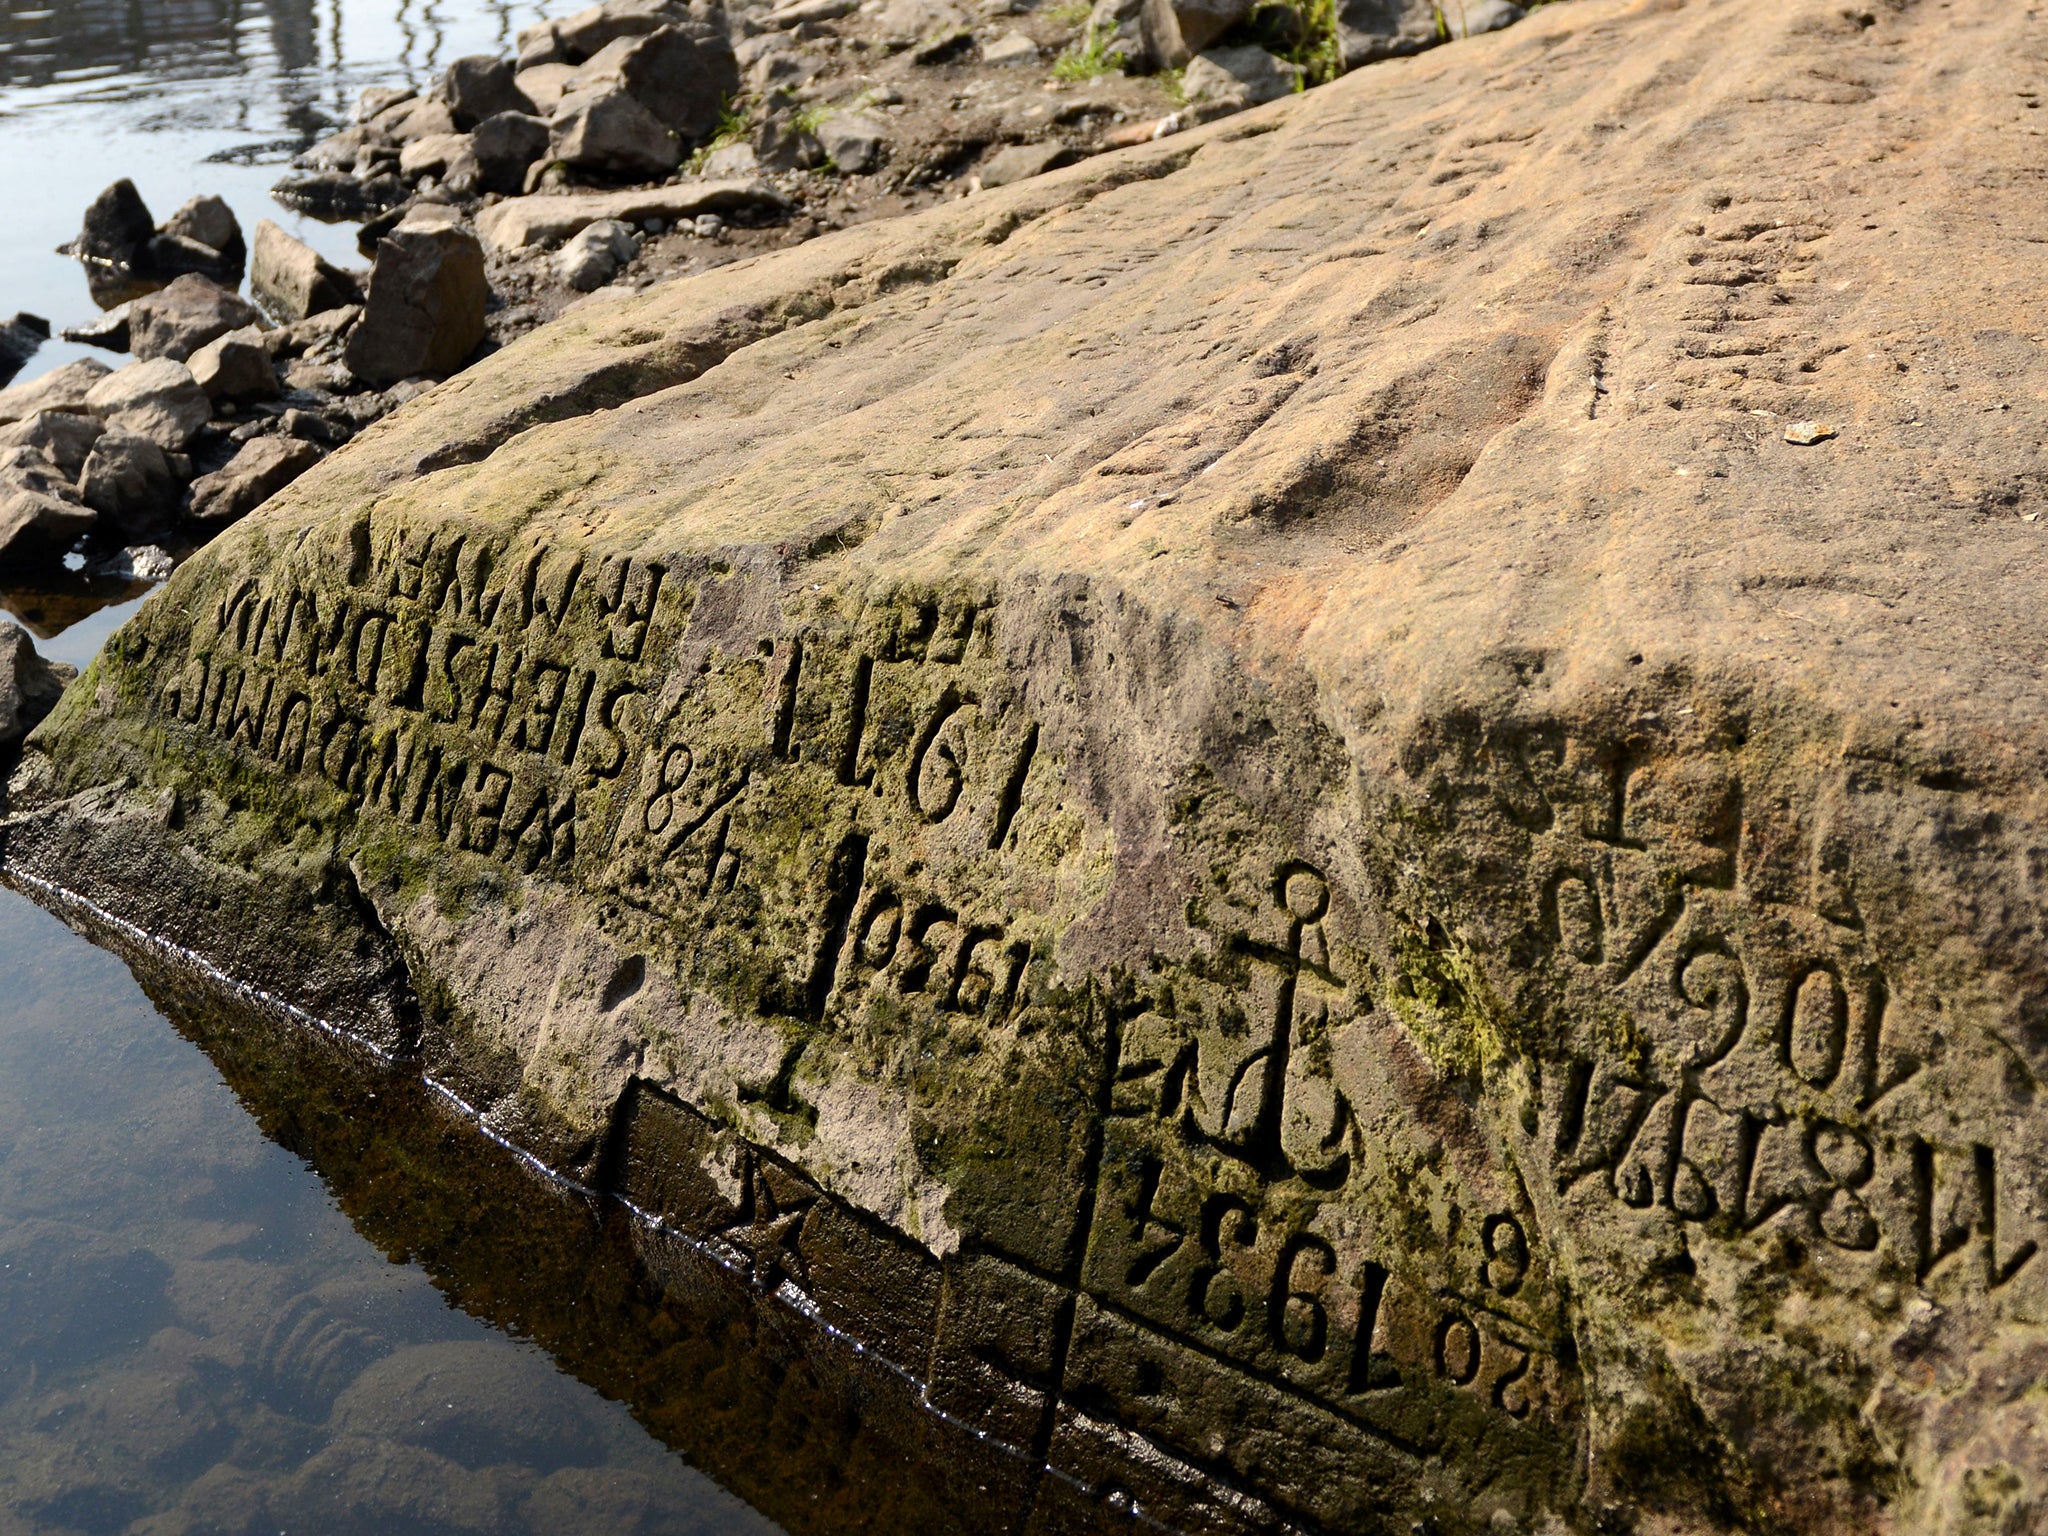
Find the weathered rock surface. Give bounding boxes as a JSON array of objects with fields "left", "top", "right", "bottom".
[
  {"left": 79, "top": 428, "right": 179, "bottom": 535},
  {"left": 124, "top": 274, "right": 262, "bottom": 363},
  {"left": 474, "top": 180, "right": 788, "bottom": 253},
  {"left": 0, "top": 626, "right": 73, "bottom": 756},
  {"left": 186, "top": 436, "right": 323, "bottom": 526},
  {"left": 344, "top": 226, "right": 488, "bottom": 386},
  {"left": 0, "top": 359, "right": 111, "bottom": 424},
  {"left": 11, "top": 2, "right": 2048, "bottom": 1532},
  {"left": 82, "top": 359, "right": 211, "bottom": 451},
  {"left": 250, "top": 221, "right": 363, "bottom": 323}
]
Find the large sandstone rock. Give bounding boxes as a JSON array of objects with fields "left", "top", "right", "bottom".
[{"left": 8, "top": 2, "right": 2048, "bottom": 1531}]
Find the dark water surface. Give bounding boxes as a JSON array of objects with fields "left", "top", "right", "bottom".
[{"left": 0, "top": 885, "right": 799, "bottom": 1536}]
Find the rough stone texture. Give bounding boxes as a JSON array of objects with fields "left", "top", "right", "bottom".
[
  {"left": 0, "top": 412, "right": 104, "bottom": 482},
  {"left": 81, "top": 359, "right": 211, "bottom": 451},
  {"left": 1183, "top": 44, "right": 1304, "bottom": 108},
  {"left": 556, "top": 219, "right": 642, "bottom": 291},
  {"left": 0, "top": 626, "right": 72, "bottom": 756},
  {"left": 160, "top": 194, "right": 244, "bottom": 266},
  {"left": 0, "top": 359, "right": 111, "bottom": 425},
  {"left": 124, "top": 274, "right": 262, "bottom": 364},
  {"left": 475, "top": 180, "right": 789, "bottom": 254},
  {"left": 559, "top": 26, "right": 739, "bottom": 143},
  {"left": 469, "top": 111, "right": 553, "bottom": 196},
  {"left": 1337, "top": 0, "right": 1523, "bottom": 66},
  {"left": 79, "top": 429, "right": 180, "bottom": 535},
  {"left": 189, "top": 325, "right": 281, "bottom": 403},
  {"left": 1141, "top": 0, "right": 1256, "bottom": 69},
  {"left": 443, "top": 54, "right": 538, "bottom": 130},
  {"left": 11, "top": 2, "right": 2048, "bottom": 1532},
  {"left": 185, "top": 437, "right": 323, "bottom": 526},
  {"left": 344, "top": 226, "right": 488, "bottom": 386},
  {"left": 816, "top": 112, "right": 887, "bottom": 175},
  {"left": 250, "top": 223, "right": 363, "bottom": 325},
  {"left": 74, "top": 179, "right": 156, "bottom": 273},
  {"left": 549, "top": 85, "right": 685, "bottom": 179}
]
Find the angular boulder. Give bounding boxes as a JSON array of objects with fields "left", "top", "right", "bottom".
[
  {"left": 79, "top": 429, "right": 179, "bottom": 534},
  {"left": 344, "top": 225, "right": 488, "bottom": 385},
  {"left": 0, "top": 359, "right": 112, "bottom": 425},
  {"left": 0, "top": 411, "right": 103, "bottom": 481},
  {"left": 442, "top": 55, "right": 538, "bottom": 130},
  {"left": 82, "top": 358, "right": 211, "bottom": 451},
  {"left": 560, "top": 25, "right": 740, "bottom": 143},
  {"left": 124, "top": 273, "right": 262, "bottom": 363},
  {"left": 0, "top": 626, "right": 73, "bottom": 756},
  {"left": 250, "top": 220, "right": 363, "bottom": 322},
  {"left": 188, "top": 325, "right": 280, "bottom": 403},
  {"left": 11, "top": 4, "right": 2048, "bottom": 1533},
  {"left": 186, "top": 436, "right": 322, "bottom": 526},
  {"left": 549, "top": 85, "right": 684, "bottom": 179}
]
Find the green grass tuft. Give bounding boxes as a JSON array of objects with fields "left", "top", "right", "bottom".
[{"left": 1050, "top": 24, "right": 1126, "bottom": 81}]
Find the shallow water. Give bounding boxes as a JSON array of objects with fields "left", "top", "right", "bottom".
[
  {"left": 1, "top": 0, "right": 555, "bottom": 385},
  {"left": 0, "top": 5, "right": 796, "bottom": 1530},
  {"left": 0, "top": 883, "right": 790, "bottom": 1533}
]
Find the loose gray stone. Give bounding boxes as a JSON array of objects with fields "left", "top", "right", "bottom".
[
  {"left": 366, "top": 94, "right": 460, "bottom": 145},
  {"left": 979, "top": 141, "right": 1085, "bottom": 186},
  {"left": 398, "top": 132, "right": 475, "bottom": 179},
  {"left": 817, "top": 111, "right": 888, "bottom": 174},
  {"left": 0, "top": 359, "right": 112, "bottom": 425},
  {"left": 442, "top": 55, "right": 537, "bottom": 129},
  {"left": 549, "top": 85, "right": 685, "bottom": 178},
  {"left": 188, "top": 325, "right": 280, "bottom": 403},
  {"left": 250, "top": 220, "right": 362, "bottom": 322},
  {"left": 82, "top": 358, "right": 211, "bottom": 451},
  {"left": 0, "top": 480, "right": 94, "bottom": 560},
  {"left": 549, "top": 0, "right": 700, "bottom": 62},
  {"left": 160, "top": 195, "right": 242, "bottom": 261},
  {"left": 79, "top": 429, "right": 179, "bottom": 534},
  {"left": 1336, "top": 0, "right": 1521, "bottom": 65},
  {"left": 344, "top": 226, "right": 488, "bottom": 386},
  {"left": 0, "top": 411, "right": 104, "bottom": 480},
  {"left": 185, "top": 435, "right": 323, "bottom": 525},
  {"left": 556, "top": 219, "right": 642, "bottom": 291},
  {"left": 469, "top": 111, "right": 553, "bottom": 195},
  {"left": 1182, "top": 43, "right": 1302, "bottom": 106},
  {"left": 514, "top": 62, "right": 577, "bottom": 113},
  {"left": 124, "top": 274, "right": 261, "bottom": 363},
  {"left": 696, "top": 141, "right": 760, "bottom": 179},
  {"left": 0, "top": 625, "right": 72, "bottom": 754},
  {"left": 980, "top": 30, "right": 1040, "bottom": 64},
  {"left": 355, "top": 86, "right": 414, "bottom": 123},
  {"left": 563, "top": 26, "right": 739, "bottom": 142}
]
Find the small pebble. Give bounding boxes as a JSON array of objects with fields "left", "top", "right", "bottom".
[
  {"left": 643, "top": 218, "right": 665, "bottom": 235},
  {"left": 1784, "top": 420, "right": 1838, "bottom": 445},
  {"left": 693, "top": 214, "right": 725, "bottom": 238}
]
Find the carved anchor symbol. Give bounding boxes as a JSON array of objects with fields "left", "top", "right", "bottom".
[{"left": 1183, "top": 864, "right": 1356, "bottom": 1188}]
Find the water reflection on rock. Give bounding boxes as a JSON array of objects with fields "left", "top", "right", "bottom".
[
  {"left": 11, "top": 893, "right": 1129, "bottom": 1536},
  {"left": 0, "top": 886, "right": 781, "bottom": 1536}
]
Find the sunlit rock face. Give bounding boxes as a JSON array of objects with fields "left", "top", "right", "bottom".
[{"left": 10, "top": 0, "right": 2048, "bottom": 1529}]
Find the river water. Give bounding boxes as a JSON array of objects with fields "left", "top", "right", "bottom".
[{"left": 0, "top": 5, "right": 791, "bottom": 1531}]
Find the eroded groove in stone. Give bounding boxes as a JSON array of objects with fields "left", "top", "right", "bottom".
[{"left": 8, "top": 0, "right": 2048, "bottom": 1529}]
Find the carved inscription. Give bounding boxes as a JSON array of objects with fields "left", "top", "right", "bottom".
[{"left": 1507, "top": 728, "right": 2040, "bottom": 1295}]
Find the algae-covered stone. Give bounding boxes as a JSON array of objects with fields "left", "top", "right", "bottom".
[{"left": 9, "top": 0, "right": 2048, "bottom": 1530}]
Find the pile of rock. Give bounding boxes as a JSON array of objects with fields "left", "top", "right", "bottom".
[
  {"left": 278, "top": 0, "right": 747, "bottom": 215},
  {"left": 66, "top": 182, "right": 248, "bottom": 304}
]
